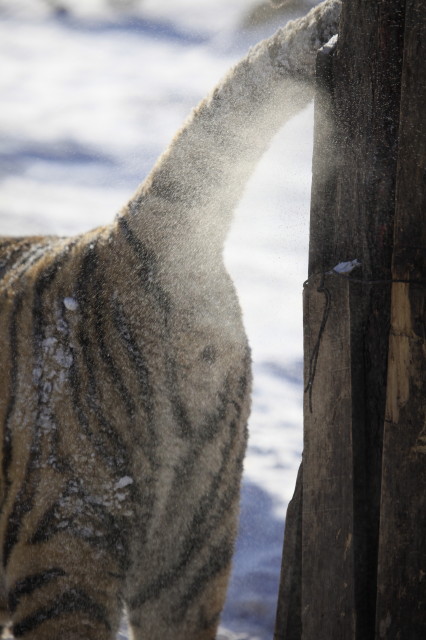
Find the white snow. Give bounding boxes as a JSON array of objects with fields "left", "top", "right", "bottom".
[
  {"left": 63, "top": 296, "right": 79, "bottom": 311},
  {"left": 321, "top": 31, "right": 338, "bottom": 52},
  {"left": 115, "top": 476, "right": 134, "bottom": 490},
  {"left": 0, "top": 1, "right": 320, "bottom": 638},
  {"left": 330, "top": 258, "right": 361, "bottom": 274}
]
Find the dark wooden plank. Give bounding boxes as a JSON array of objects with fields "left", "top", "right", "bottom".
[
  {"left": 301, "top": 273, "right": 356, "bottom": 640},
  {"left": 274, "top": 39, "right": 338, "bottom": 639},
  {"left": 375, "top": 0, "right": 426, "bottom": 636},
  {"left": 310, "top": 3, "right": 405, "bottom": 636},
  {"left": 274, "top": 464, "right": 303, "bottom": 640},
  {"left": 276, "top": 2, "right": 407, "bottom": 637},
  {"left": 328, "top": 0, "right": 404, "bottom": 276}
]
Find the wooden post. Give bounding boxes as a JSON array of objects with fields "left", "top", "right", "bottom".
[
  {"left": 274, "top": 0, "right": 426, "bottom": 637},
  {"left": 302, "top": 274, "right": 356, "bottom": 639},
  {"left": 274, "top": 464, "right": 303, "bottom": 640},
  {"left": 307, "top": 3, "right": 406, "bottom": 636},
  {"left": 273, "top": 36, "right": 339, "bottom": 639},
  {"left": 375, "top": 0, "right": 426, "bottom": 636}
]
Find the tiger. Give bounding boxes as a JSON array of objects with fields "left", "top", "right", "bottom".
[{"left": 0, "top": 1, "right": 340, "bottom": 638}]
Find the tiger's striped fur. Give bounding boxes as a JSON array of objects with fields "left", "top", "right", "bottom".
[{"left": 0, "top": 1, "right": 340, "bottom": 638}]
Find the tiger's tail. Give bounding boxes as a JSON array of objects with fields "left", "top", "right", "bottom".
[{"left": 117, "top": 0, "right": 341, "bottom": 256}]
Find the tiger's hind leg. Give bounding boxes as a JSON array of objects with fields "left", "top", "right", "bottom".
[
  {"left": 125, "top": 501, "right": 239, "bottom": 640},
  {"left": 127, "top": 564, "right": 231, "bottom": 640},
  {"left": 10, "top": 592, "right": 121, "bottom": 640},
  {"left": 5, "top": 547, "right": 124, "bottom": 640}
]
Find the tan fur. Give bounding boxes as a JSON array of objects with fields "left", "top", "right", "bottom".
[{"left": 0, "top": 2, "right": 340, "bottom": 638}]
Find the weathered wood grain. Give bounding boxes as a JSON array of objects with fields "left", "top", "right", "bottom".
[
  {"left": 302, "top": 273, "right": 356, "bottom": 639},
  {"left": 274, "top": 464, "right": 303, "bottom": 640},
  {"left": 274, "top": 1, "right": 426, "bottom": 637},
  {"left": 375, "top": 0, "right": 426, "bottom": 636}
]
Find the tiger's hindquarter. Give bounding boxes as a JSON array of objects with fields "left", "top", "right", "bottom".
[
  {"left": 0, "top": 3, "right": 342, "bottom": 635},
  {"left": 113, "top": 220, "right": 251, "bottom": 639},
  {"left": 0, "top": 224, "right": 251, "bottom": 640}
]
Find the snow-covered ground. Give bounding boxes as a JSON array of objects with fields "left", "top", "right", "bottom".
[{"left": 0, "top": 1, "right": 318, "bottom": 638}]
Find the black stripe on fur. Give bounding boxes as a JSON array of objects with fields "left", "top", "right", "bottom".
[
  {"left": 67, "top": 244, "right": 132, "bottom": 472},
  {"left": 12, "top": 588, "right": 111, "bottom": 637},
  {"left": 172, "top": 538, "right": 234, "bottom": 623},
  {"left": 3, "top": 244, "right": 76, "bottom": 567},
  {"left": 118, "top": 217, "right": 171, "bottom": 315},
  {"left": 1, "top": 293, "right": 24, "bottom": 499},
  {"left": 8, "top": 568, "right": 66, "bottom": 613},
  {"left": 29, "top": 479, "right": 131, "bottom": 571},
  {"left": 128, "top": 401, "right": 247, "bottom": 609}
]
